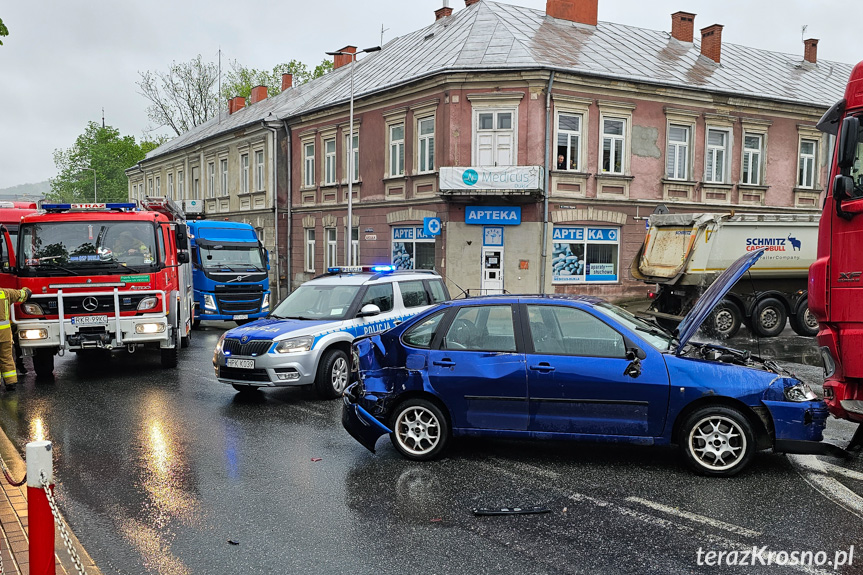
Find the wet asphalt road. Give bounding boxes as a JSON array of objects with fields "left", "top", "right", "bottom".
[{"left": 0, "top": 325, "right": 862, "bottom": 574}]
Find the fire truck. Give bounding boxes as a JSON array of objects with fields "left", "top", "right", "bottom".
[
  {"left": 811, "top": 60, "right": 863, "bottom": 438},
  {"left": 0, "top": 198, "right": 193, "bottom": 376}
]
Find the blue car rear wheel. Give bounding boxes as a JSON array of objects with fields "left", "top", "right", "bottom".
[
  {"left": 390, "top": 399, "right": 450, "bottom": 461},
  {"left": 680, "top": 406, "right": 755, "bottom": 477}
]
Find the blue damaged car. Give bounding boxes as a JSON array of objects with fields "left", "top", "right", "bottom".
[{"left": 342, "top": 248, "right": 841, "bottom": 476}]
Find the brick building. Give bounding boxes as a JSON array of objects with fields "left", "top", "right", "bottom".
[{"left": 128, "top": 0, "right": 851, "bottom": 301}]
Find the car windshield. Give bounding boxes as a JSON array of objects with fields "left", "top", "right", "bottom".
[
  {"left": 198, "top": 243, "right": 264, "bottom": 269},
  {"left": 270, "top": 284, "right": 361, "bottom": 321},
  {"left": 19, "top": 221, "right": 158, "bottom": 275},
  {"left": 593, "top": 302, "right": 675, "bottom": 350}
]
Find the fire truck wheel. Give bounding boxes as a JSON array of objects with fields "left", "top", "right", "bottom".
[
  {"left": 33, "top": 349, "right": 54, "bottom": 378},
  {"left": 161, "top": 327, "right": 180, "bottom": 369},
  {"left": 752, "top": 298, "right": 787, "bottom": 338},
  {"left": 181, "top": 327, "right": 191, "bottom": 349}
]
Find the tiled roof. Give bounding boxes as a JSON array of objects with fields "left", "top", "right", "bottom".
[{"left": 144, "top": 0, "right": 853, "bottom": 161}]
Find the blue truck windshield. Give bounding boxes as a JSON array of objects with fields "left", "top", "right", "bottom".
[
  {"left": 199, "top": 244, "right": 264, "bottom": 269},
  {"left": 19, "top": 221, "right": 158, "bottom": 275}
]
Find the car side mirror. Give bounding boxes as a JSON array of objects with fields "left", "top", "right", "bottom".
[
  {"left": 623, "top": 347, "right": 644, "bottom": 378},
  {"left": 838, "top": 116, "right": 860, "bottom": 170},
  {"left": 358, "top": 304, "right": 381, "bottom": 318},
  {"left": 626, "top": 347, "right": 646, "bottom": 361}
]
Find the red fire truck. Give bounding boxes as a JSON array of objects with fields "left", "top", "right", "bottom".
[
  {"left": 0, "top": 198, "right": 193, "bottom": 376},
  {"left": 811, "top": 60, "right": 863, "bottom": 443}
]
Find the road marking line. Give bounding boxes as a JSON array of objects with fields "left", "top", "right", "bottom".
[
  {"left": 789, "top": 454, "right": 863, "bottom": 521},
  {"left": 811, "top": 459, "right": 863, "bottom": 483},
  {"left": 625, "top": 497, "right": 761, "bottom": 538}
]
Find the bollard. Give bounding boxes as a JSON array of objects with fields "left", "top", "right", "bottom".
[{"left": 27, "top": 440, "right": 55, "bottom": 575}]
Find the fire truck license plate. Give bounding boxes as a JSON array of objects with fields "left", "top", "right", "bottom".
[
  {"left": 226, "top": 358, "right": 254, "bottom": 369},
  {"left": 72, "top": 315, "right": 108, "bottom": 325}
]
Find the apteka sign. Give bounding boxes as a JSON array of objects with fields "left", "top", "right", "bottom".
[{"left": 465, "top": 206, "right": 522, "bottom": 225}]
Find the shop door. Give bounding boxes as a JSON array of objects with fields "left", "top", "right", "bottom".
[{"left": 481, "top": 247, "right": 504, "bottom": 294}]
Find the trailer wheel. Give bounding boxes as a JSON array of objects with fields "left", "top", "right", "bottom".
[
  {"left": 752, "top": 297, "right": 787, "bottom": 338},
  {"left": 789, "top": 299, "right": 819, "bottom": 337},
  {"left": 706, "top": 300, "right": 742, "bottom": 339}
]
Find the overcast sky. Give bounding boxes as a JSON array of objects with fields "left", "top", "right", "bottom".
[{"left": 1, "top": 0, "right": 861, "bottom": 189}]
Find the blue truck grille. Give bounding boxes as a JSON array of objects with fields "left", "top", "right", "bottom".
[
  {"left": 223, "top": 338, "right": 272, "bottom": 356},
  {"left": 215, "top": 285, "right": 263, "bottom": 314}
]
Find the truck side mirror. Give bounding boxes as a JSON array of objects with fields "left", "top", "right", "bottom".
[
  {"left": 175, "top": 225, "right": 189, "bottom": 251},
  {"left": 838, "top": 116, "right": 860, "bottom": 170},
  {"left": 177, "top": 251, "right": 190, "bottom": 264}
]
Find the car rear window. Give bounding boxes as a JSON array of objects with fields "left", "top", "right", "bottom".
[{"left": 399, "top": 280, "right": 430, "bottom": 308}]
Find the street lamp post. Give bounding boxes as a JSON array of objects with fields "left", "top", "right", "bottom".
[
  {"left": 82, "top": 166, "right": 97, "bottom": 202},
  {"left": 325, "top": 46, "right": 380, "bottom": 266}
]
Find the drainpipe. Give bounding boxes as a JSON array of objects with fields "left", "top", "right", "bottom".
[
  {"left": 539, "top": 71, "right": 555, "bottom": 294},
  {"left": 283, "top": 121, "right": 292, "bottom": 298},
  {"left": 262, "top": 118, "right": 282, "bottom": 299}
]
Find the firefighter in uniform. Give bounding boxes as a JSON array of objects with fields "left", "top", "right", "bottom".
[{"left": 0, "top": 288, "right": 31, "bottom": 389}]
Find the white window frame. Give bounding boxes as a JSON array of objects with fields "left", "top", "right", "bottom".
[
  {"left": 325, "top": 228, "right": 337, "bottom": 269},
  {"left": 555, "top": 111, "right": 583, "bottom": 172},
  {"left": 351, "top": 228, "right": 359, "bottom": 266},
  {"left": 704, "top": 127, "right": 732, "bottom": 184},
  {"left": 472, "top": 107, "right": 517, "bottom": 167},
  {"left": 324, "top": 137, "right": 336, "bottom": 185},
  {"left": 167, "top": 173, "right": 174, "bottom": 200},
  {"left": 741, "top": 132, "right": 764, "bottom": 186},
  {"left": 148, "top": 178, "right": 153, "bottom": 196},
  {"left": 417, "top": 115, "right": 435, "bottom": 174},
  {"left": 389, "top": 123, "right": 405, "bottom": 177},
  {"left": 666, "top": 124, "right": 691, "bottom": 180},
  {"left": 304, "top": 229, "right": 315, "bottom": 272},
  {"left": 600, "top": 117, "right": 626, "bottom": 175},
  {"left": 207, "top": 162, "right": 215, "bottom": 198},
  {"left": 177, "top": 170, "right": 185, "bottom": 199},
  {"left": 155, "top": 176, "right": 161, "bottom": 196},
  {"left": 798, "top": 138, "right": 819, "bottom": 189},
  {"left": 220, "top": 159, "right": 228, "bottom": 197},
  {"left": 344, "top": 132, "right": 359, "bottom": 183},
  {"left": 255, "top": 150, "right": 264, "bottom": 191},
  {"left": 303, "top": 142, "right": 315, "bottom": 188},
  {"left": 241, "top": 153, "right": 249, "bottom": 194}
]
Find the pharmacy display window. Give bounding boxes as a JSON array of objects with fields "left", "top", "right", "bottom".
[
  {"left": 551, "top": 226, "right": 620, "bottom": 283},
  {"left": 392, "top": 226, "right": 435, "bottom": 270}
]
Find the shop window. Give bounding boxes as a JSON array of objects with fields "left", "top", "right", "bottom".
[
  {"left": 392, "top": 226, "right": 435, "bottom": 270},
  {"left": 551, "top": 226, "right": 620, "bottom": 284}
]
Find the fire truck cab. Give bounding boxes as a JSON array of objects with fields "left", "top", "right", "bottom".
[{"left": 0, "top": 198, "right": 193, "bottom": 376}]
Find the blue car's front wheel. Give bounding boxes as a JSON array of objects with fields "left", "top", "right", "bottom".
[
  {"left": 680, "top": 406, "right": 755, "bottom": 477},
  {"left": 390, "top": 399, "right": 450, "bottom": 461}
]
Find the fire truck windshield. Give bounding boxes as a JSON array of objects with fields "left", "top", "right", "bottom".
[{"left": 19, "top": 221, "right": 159, "bottom": 276}]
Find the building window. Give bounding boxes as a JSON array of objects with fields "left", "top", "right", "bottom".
[
  {"left": 417, "top": 116, "right": 435, "bottom": 173},
  {"left": 475, "top": 109, "right": 514, "bottom": 166},
  {"left": 389, "top": 124, "right": 405, "bottom": 177},
  {"left": 208, "top": 162, "right": 215, "bottom": 198},
  {"left": 325, "top": 228, "right": 337, "bottom": 269},
  {"left": 241, "top": 153, "right": 249, "bottom": 194},
  {"left": 324, "top": 138, "right": 336, "bottom": 185},
  {"left": 304, "top": 143, "right": 315, "bottom": 188},
  {"left": 255, "top": 151, "right": 264, "bottom": 191},
  {"left": 220, "top": 159, "right": 228, "bottom": 196},
  {"left": 148, "top": 179, "right": 153, "bottom": 196},
  {"left": 741, "top": 134, "right": 763, "bottom": 186},
  {"left": 705, "top": 128, "right": 730, "bottom": 183},
  {"left": 601, "top": 118, "right": 626, "bottom": 174},
  {"left": 551, "top": 226, "right": 620, "bottom": 284},
  {"left": 392, "top": 226, "right": 435, "bottom": 270},
  {"left": 178, "top": 170, "right": 185, "bottom": 199},
  {"left": 155, "top": 176, "right": 161, "bottom": 196},
  {"left": 167, "top": 173, "right": 174, "bottom": 200},
  {"left": 798, "top": 138, "right": 818, "bottom": 189},
  {"left": 351, "top": 228, "right": 359, "bottom": 266},
  {"left": 556, "top": 113, "right": 582, "bottom": 171},
  {"left": 345, "top": 133, "right": 359, "bottom": 182},
  {"left": 304, "top": 229, "right": 315, "bottom": 272},
  {"left": 665, "top": 125, "right": 690, "bottom": 180}
]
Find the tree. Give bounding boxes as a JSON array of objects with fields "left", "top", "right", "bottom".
[
  {"left": 221, "top": 58, "right": 333, "bottom": 103},
  {"left": 0, "top": 17, "right": 8, "bottom": 45},
  {"left": 137, "top": 55, "right": 219, "bottom": 136},
  {"left": 48, "top": 122, "right": 150, "bottom": 203}
]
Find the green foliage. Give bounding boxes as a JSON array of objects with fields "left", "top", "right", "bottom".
[
  {"left": 0, "top": 17, "right": 8, "bottom": 45},
  {"left": 48, "top": 122, "right": 151, "bottom": 203},
  {"left": 221, "top": 58, "right": 333, "bottom": 103}
]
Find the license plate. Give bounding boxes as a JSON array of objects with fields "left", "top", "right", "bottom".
[
  {"left": 72, "top": 315, "right": 108, "bottom": 325},
  {"left": 227, "top": 358, "right": 254, "bottom": 369},
  {"left": 233, "top": 314, "right": 249, "bottom": 320}
]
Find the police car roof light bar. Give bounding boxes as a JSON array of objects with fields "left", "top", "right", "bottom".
[{"left": 326, "top": 265, "right": 396, "bottom": 275}]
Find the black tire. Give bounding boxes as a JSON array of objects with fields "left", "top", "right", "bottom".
[
  {"left": 192, "top": 318, "right": 201, "bottom": 329},
  {"left": 752, "top": 297, "right": 787, "bottom": 338},
  {"left": 314, "top": 349, "right": 349, "bottom": 399},
  {"left": 705, "top": 300, "right": 742, "bottom": 339},
  {"left": 789, "top": 300, "right": 819, "bottom": 337},
  {"left": 389, "top": 398, "right": 450, "bottom": 461},
  {"left": 181, "top": 324, "right": 191, "bottom": 348},
  {"left": 33, "top": 349, "right": 54, "bottom": 378},
  {"left": 161, "top": 326, "right": 179, "bottom": 368},
  {"left": 679, "top": 405, "right": 755, "bottom": 477}
]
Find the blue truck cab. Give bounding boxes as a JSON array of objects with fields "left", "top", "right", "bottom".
[{"left": 187, "top": 220, "right": 270, "bottom": 325}]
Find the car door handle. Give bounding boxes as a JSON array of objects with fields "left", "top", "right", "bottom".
[
  {"left": 393, "top": 320, "right": 403, "bottom": 326},
  {"left": 433, "top": 359, "right": 456, "bottom": 367},
  {"left": 529, "top": 363, "right": 555, "bottom": 372}
]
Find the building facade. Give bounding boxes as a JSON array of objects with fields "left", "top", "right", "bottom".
[{"left": 129, "top": 0, "right": 850, "bottom": 302}]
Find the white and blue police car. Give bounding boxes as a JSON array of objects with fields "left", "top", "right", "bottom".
[{"left": 213, "top": 265, "right": 450, "bottom": 397}]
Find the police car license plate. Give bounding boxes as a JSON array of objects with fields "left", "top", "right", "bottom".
[
  {"left": 226, "top": 358, "right": 254, "bottom": 369},
  {"left": 72, "top": 315, "right": 108, "bottom": 325},
  {"left": 233, "top": 314, "right": 248, "bottom": 320}
]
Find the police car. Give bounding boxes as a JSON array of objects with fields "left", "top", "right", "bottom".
[{"left": 213, "top": 265, "right": 450, "bottom": 397}]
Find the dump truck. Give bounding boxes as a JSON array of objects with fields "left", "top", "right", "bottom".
[{"left": 630, "top": 212, "right": 819, "bottom": 339}]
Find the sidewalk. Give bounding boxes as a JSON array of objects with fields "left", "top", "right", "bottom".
[{"left": 0, "top": 422, "right": 101, "bottom": 575}]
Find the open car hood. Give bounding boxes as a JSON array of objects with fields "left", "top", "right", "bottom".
[{"left": 675, "top": 247, "right": 766, "bottom": 353}]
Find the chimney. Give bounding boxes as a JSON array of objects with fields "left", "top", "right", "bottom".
[
  {"left": 281, "top": 73, "right": 293, "bottom": 91},
  {"left": 228, "top": 96, "right": 246, "bottom": 115},
  {"left": 700, "top": 24, "right": 723, "bottom": 63},
  {"left": 671, "top": 11, "right": 696, "bottom": 43},
  {"left": 435, "top": 6, "right": 453, "bottom": 20},
  {"left": 465, "top": 0, "right": 480, "bottom": 5},
  {"left": 250, "top": 85, "right": 268, "bottom": 104},
  {"left": 804, "top": 38, "right": 819, "bottom": 64},
  {"left": 546, "top": 0, "right": 598, "bottom": 26},
  {"left": 333, "top": 46, "right": 357, "bottom": 69}
]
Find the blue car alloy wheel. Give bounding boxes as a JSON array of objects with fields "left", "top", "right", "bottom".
[
  {"left": 679, "top": 406, "right": 756, "bottom": 476},
  {"left": 391, "top": 399, "right": 450, "bottom": 461}
]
